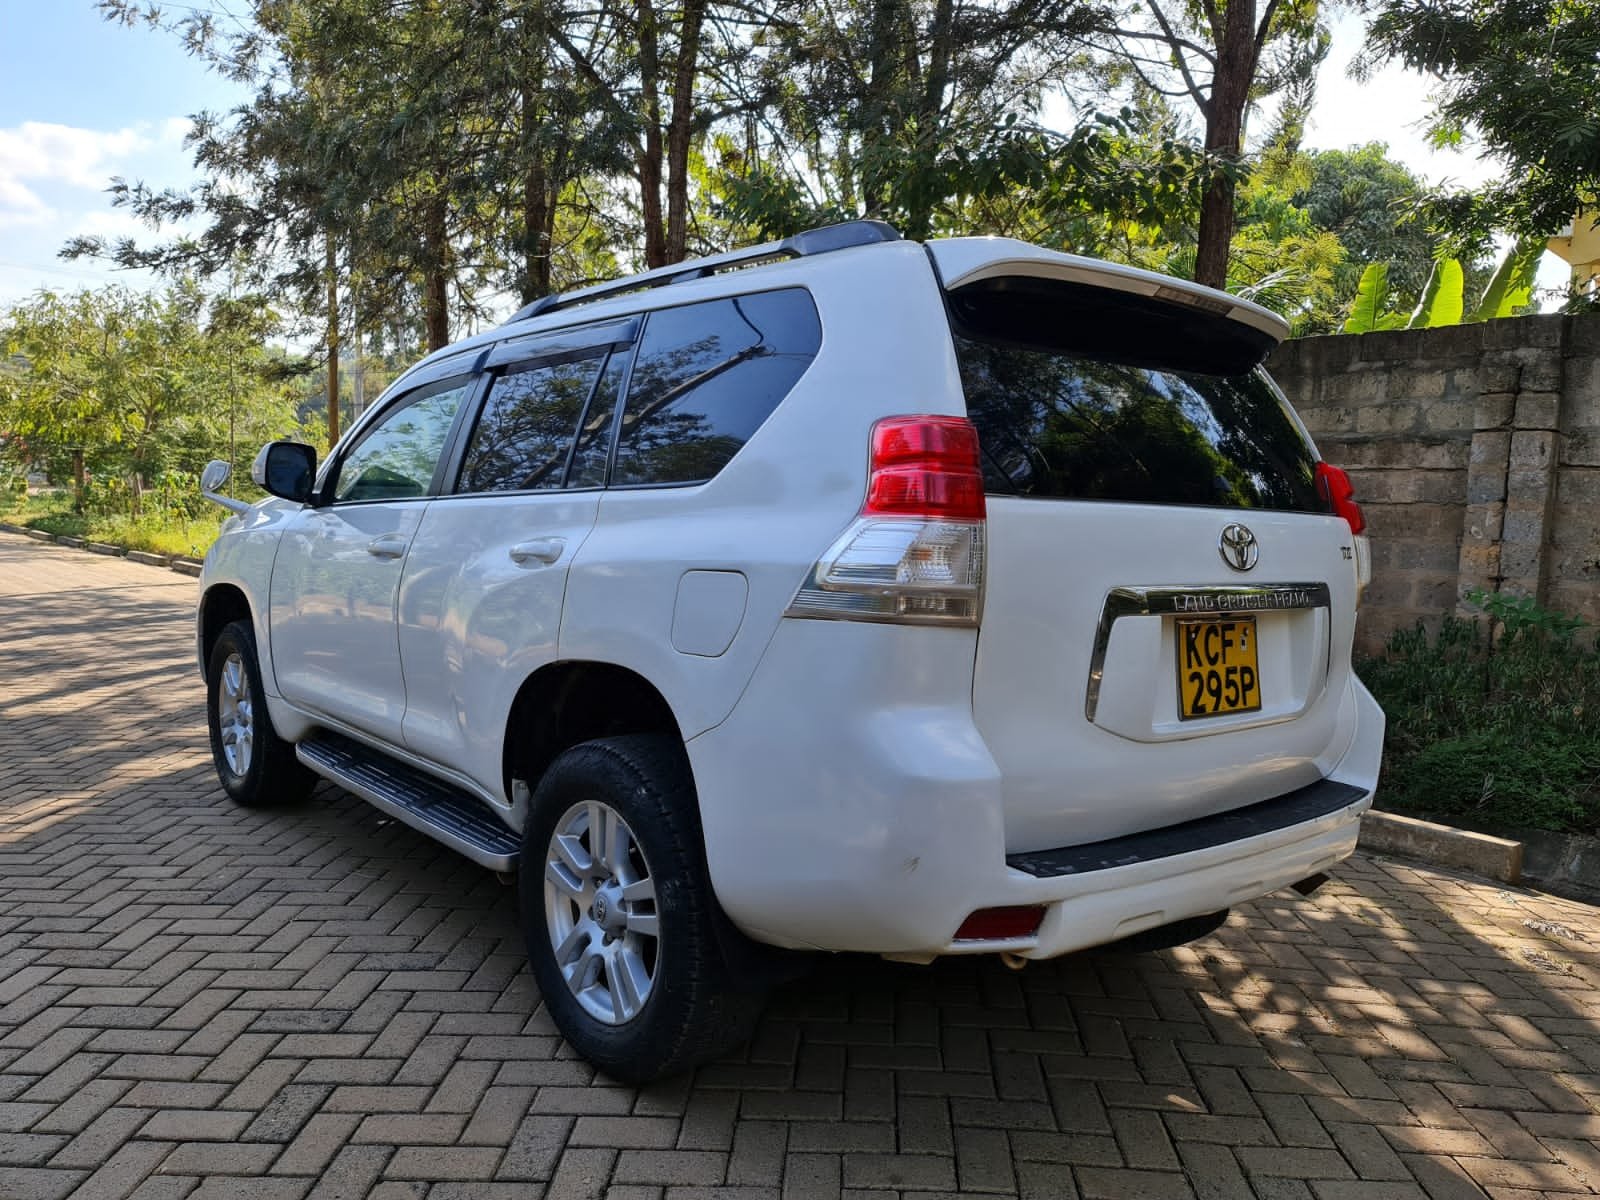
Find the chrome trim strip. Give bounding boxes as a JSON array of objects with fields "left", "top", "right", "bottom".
[{"left": 1085, "top": 583, "right": 1332, "bottom": 723}]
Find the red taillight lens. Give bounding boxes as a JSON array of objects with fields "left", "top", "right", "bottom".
[
  {"left": 864, "top": 416, "right": 986, "bottom": 520},
  {"left": 1315, "top": 462, "right": 1365, "bottom": 536},
  {"left": 954, "top": 905, "right": 1045, "bottom": 942}
]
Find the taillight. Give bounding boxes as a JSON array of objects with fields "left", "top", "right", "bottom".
[
  {"left": 1315, "top": 462, "right": 1364, "bottom": 535},
  {"left": 786, "top": 415, "right": 986, "bottom": 626},
  {"left": 864, "top": 416, "right": 986, "bottom": 520},
  {"left": 1316, "top": 462, "right": 1371, "bottom": 597}
]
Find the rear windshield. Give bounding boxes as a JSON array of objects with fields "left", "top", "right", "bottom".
[{"left": 950, "top": 285, "right": 1321, "bottom": 511}]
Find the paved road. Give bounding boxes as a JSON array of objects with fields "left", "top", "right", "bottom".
[{"left": 6, "top": 530, "right": 1600, "bottom": 1200}]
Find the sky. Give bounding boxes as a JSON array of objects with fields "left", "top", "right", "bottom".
[{"left": 0, "top": 3, "right": 1570, "bottom": 311}]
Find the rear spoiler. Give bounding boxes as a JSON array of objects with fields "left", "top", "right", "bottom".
[{"left": 926, "top": 238, "right": 1290, "bottom": 345}]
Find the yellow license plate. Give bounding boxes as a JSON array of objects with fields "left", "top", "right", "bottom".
[{"left": 1176, "top": 616, "right": 1261, "bottom": 720}]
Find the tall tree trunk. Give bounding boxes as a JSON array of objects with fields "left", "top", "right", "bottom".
[
  {"left": 1194, "top": 0, "right": 1256, "bottom": 289},
  {"left": 664, "top": 0, "right": 707, "bottom": 264},
  {"left": 861, "top": 0, "right": 901, "bottom": 215},
  {"left": 326, "top": 232, "right": 340, "bottom": 446},
  {"left": 637, "top": 0, "right": 667, "bottom": 268},
  {"left": 422, "top": 194, "right": 451, "bottom": 352},
  {"left": 71, "top": 448, "right": 85, "bottom": 514}
]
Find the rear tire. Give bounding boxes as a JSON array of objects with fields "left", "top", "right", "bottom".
[
  {"left": 519, "top": 734, "right": 764, "bottom": 1082},
  {"left": 206, "top": 619, "right": 316, "bottom": 808}
]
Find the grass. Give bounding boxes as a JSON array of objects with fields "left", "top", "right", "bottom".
[
  {"left": 1, "top": 490, "right": 225, "bottom": 559},
  {"left": 1359, "top": 604, "right": 1600, "bottom": 835}
]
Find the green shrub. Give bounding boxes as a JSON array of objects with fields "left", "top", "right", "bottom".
[{"left": 1359, "top": 594, "right": 1600, "bottom": 833}]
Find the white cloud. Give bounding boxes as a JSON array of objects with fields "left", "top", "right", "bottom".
[
  {"left": 0, "top": 178, "right": 54, "bottom": 229},
  {"left": 0, "top": 121, "right": 156, "bottom": 190}
]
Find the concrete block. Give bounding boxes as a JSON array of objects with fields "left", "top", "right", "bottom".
[
  {"left": 1567, "top": 312, "right": 1600, "bottom": 353},
  {"left": 1465, "top": 465, "right": 1507, "bottom": 506},
  {"left": 1514, "top": 392, "right": 1561, "bottom": 430},
  {"left": 23, "top": 529, "right": 51, "bottom": 542},
  {"left": 126, "top": 550, "right": 171, "bottom": 568},
  {"left": 1358, "top": 811, "right": 1522, "bottom": 883},
  {"left": 1479, "top": 364, "right": 1522, "bottom": 394},
  {"left": 1510, "top": 430, "right": 1556, "bottom": 468},
  {"left": 169, "top": 560, "right": 202, "bottom": 578},
  {"left": 1474, "top": 394, "right": 1515, "bottom": 429},
  {"left": 1356, "top": 404, "right": 1417, "bottom": 435},
  {"left": 1422, "top": 400, "right": 1475, "bottom": 432},
  {"left": 1323, "top": 371, "right": 1386, "bottom": 407},
  {"left": 1468, "top": 430, "right": 1511, "bottom": 467},
  {"left": 1390, "top": 368, "right": 1449, "bottom": 401},
  {"left": 1484, "top": 313, "right": 1565, "bottom": 349},
  {"left": 1560, "top": 432, "right": 1600, "bottom": 466},
  {"left": 54, "top": 535, "right": 85, "bottom": 548},
  {"left": 1462, "top": 501, "right": 1505, "bottom": 543},
  {"left": 86, "top": 542, "right": 125, "bottom": 557}
]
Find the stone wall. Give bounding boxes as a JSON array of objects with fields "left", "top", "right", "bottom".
[{"left": 1267, "top": 313, "right": 1600, "bottom": 656}]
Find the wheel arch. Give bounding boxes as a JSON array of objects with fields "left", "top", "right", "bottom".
[
  {"left": 503, "top": 660, "right": 687, "bottom": 806},
  {"left": 199, "top": 583, "right": 253, "bottom": 672}
]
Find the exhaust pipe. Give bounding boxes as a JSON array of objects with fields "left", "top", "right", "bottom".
[{"left": 999, "top": 952, "right": 1029, "bottom": 971}]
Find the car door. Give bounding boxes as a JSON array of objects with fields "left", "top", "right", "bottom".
[
  {"left": 397, "top": 318, "right": 637, "bottom": 801},
  {"left": 268, "top": 372, "right": 477, "bottom": 744}
]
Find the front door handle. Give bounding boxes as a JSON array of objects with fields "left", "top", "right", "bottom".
[
  {"left": 366, "top": 534, "right": 409, "bottom": 560},
  {"left": 509, "top": 537, "right": 565, "bottom": 566}
]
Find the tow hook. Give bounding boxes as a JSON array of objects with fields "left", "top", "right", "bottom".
[
  {"left": 1291, "top": 872, "right": 1330, "bottom": 897},
  {"left": 999, "top": 952, "right": 1029, "bottom": 971}
]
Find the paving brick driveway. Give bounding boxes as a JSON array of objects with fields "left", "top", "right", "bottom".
[{"left": 7, "top": 530, "right": 1600, "bottom": 1200}]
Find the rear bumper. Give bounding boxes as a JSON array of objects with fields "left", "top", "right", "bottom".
[{"left": 689, "top": 619, "right": 1383, "bottom": 958}]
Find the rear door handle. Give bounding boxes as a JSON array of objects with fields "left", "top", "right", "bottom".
[
  {"left": 509, "top": 537, "right": 565, "bottom": 566},
  {"left": 366, "top": 534, "right": 409, "bottom": 560}
]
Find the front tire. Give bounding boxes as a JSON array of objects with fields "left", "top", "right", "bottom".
[
  {"left": 206, "top": 619, "right": 316, "bottom": 808},
  {"left": 519, "top": 735, "right": 764, "bottom": 1082}
]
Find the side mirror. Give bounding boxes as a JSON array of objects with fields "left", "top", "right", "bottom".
[
  {"left": 199, "top": 458, "right": 250, "bottom": 515},
  {"left": 200, "top": 459, "right": 231, "bottom": 492},
  {"left": 251, "top": 441, "right": 318, "bottom": 504}
]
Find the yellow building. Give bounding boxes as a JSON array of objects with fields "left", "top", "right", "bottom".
[{"left": 1548, "top": 212, "right": 1600, "bottom": 296}]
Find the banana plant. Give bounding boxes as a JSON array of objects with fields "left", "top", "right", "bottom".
[{"left": 1342, "top": 236, "right": 1547, "bottom": 333}]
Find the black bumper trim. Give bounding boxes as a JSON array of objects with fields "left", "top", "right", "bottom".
[{"left": 1006, "top": 778, "right": 1367, "bottom": 879}]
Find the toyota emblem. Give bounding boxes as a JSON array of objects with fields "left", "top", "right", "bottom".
[{"left": 1218, "top": 523, "right": 1259, "bottom": 571}]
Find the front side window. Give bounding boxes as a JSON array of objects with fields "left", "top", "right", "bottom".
[
  {"left": 333, "top": 379, "right": 472, "bottom": 503},
  {"left": 611, "top": 288, "right": 822, "bottom": 486},
  {"left": 458, "top": 355, "right": 606, "bottom": 494}
]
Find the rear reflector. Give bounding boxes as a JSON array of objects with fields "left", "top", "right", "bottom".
[
  {"left": 954, "top": 905, "right": 1045, "bottom": 942},
  {"left": 1314, "top": 462, "right": 1365, "bottom": 535}
]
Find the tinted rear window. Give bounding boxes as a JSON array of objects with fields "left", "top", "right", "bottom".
[
  {"left": 951, "top": 287, "right": 1320, "bottom": 511},
  {"left": 611, "top": 288, "right": 822, "bottom": 486}
]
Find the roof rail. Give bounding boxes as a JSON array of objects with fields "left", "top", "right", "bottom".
[{"left": 502, "top": 220, "right": 902, "bottom": 326}]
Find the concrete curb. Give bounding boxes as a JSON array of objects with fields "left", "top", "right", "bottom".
[
  {"left": 1, "top": 525, "right": 202, "bottom": 581},
  {"left": 1359, "top": 810, "right": 1523, "bottom": 884}
]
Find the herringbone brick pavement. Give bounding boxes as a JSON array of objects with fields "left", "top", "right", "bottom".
[{"left": 5, "top": 529, "right": 1600, "bottom": 1200}]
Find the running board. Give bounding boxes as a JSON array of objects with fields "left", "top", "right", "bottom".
[{"left": 297, "top": 732, "right": 521, "bottom": 871}]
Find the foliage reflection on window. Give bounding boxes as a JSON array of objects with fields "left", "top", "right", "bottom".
[
  {"left": 612, "top": 289, "right": 822, "bottom": 486},
  {"left": 335, "top": 382, "right": 470, "bottom": 503},
  {"left": 460, "top": 356, "right": 605, "bottom": 493},
  {"left": 954, "top": 337, "right": 1320, "bottom": 511}
]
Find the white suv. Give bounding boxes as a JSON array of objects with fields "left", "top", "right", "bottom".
[{"left": 197, "top": 222, "right": 1384, "bottom": 1080}]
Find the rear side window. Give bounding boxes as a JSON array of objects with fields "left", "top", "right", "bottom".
[
  {"left": 458, "top": 356, "right": 606, "bottom": 493},
  {"left": 951, "top": 283, "right": 1319, "bottom": 511},
  {"left": 611, "top": 288, "right": 822, "bottom": 486}
]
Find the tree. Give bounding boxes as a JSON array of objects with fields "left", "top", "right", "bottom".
[
  {"left": 1362, "top": 0, "right": 1600, "bottom": 248},
  {"left": 1082, "top": 0, "right": 1331, "bottom": 286},
  {"left": 0, "top": 284, "right": 301, "bottom": 511}
]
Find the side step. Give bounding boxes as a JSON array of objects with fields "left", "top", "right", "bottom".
[{"left": 297, "top": 732, "right": 522, "bottom": 871}]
